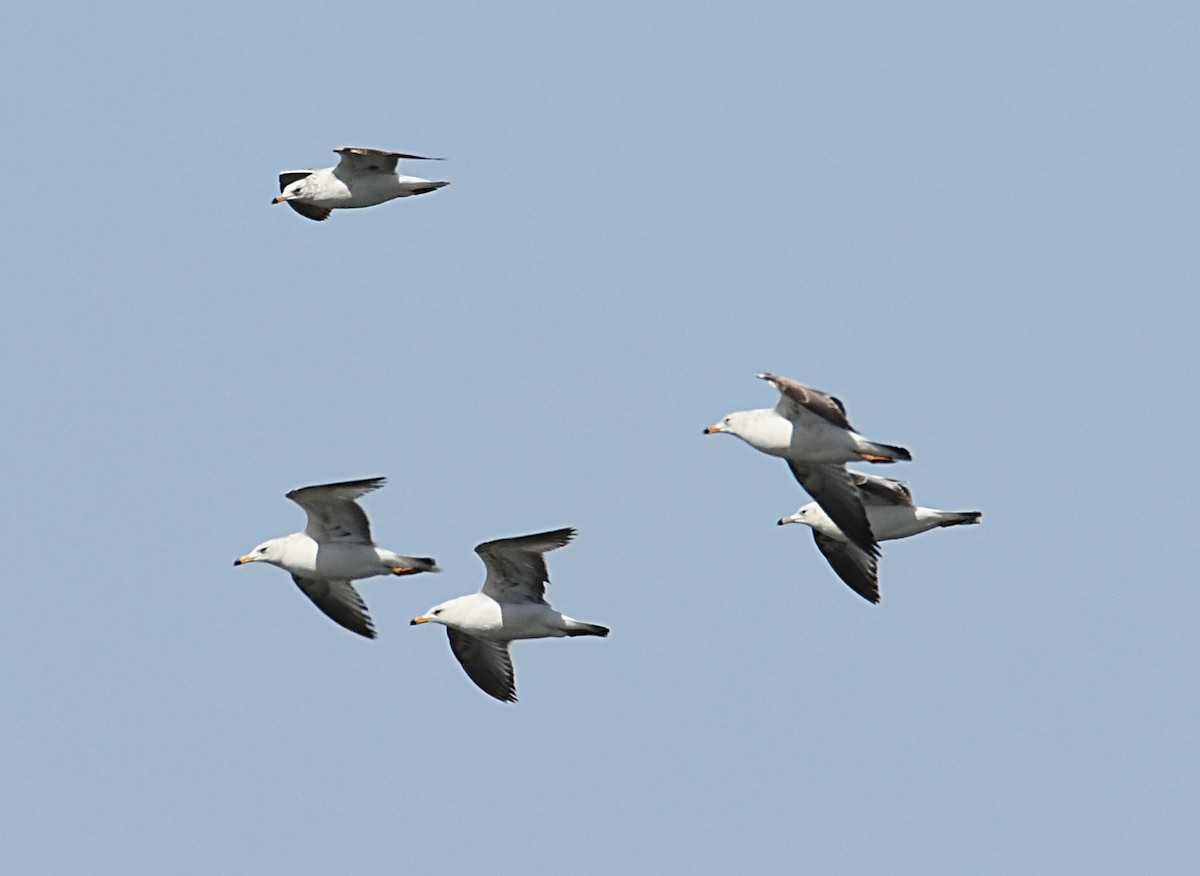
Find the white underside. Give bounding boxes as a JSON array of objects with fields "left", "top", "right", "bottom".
[
  {"left": 728, "top": 408, "right": 870, "bottom": 463},
  {"left": 432, "top": 594, "right": 583, "bottom": 640},
  {"left": 297, "top": 170, "right": 446, "bottom": 208},
  {"left": 266, "top": 534, "right": 407, "bottom": 579},
  {"left": 804, "top": 504, "right": 961, "bottom": 542}
]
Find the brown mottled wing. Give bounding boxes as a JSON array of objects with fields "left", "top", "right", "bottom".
[
  {"left": 447, "top": 629, "right": 516, "bottom": 702},
  {"left": 849, "top": 471, "right": 915, "bottom": 507},
  {"left": 757, "top": 372, "right": 853, "bottom": 430},
  {"left": 333, "top": 146, "right": 444, "bottom": 176},
  {"left": 291, "top": 576, "right": 376, "bottom": 638},
  {"left": 286, "top": 477, "right": 385, "bottom": 544},
  {"left": 786, "top": 462, "right": 879, "bottom": 558},
  {"left": 476, "top": 528, "right": 576, "bottom": 603},
  {"left": 811, "top": 533, "right": 880, "bottom": 604}
]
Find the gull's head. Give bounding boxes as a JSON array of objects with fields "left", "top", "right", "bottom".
[
  {"left": 704, "top": 411, "right": 754, "bottom": 438},
  {"left": 272, "top": 178, "right": 311, "bottom": 204},
  {"left": 778, "top": 504, "right": 818, "bottom": 528},
  {"left": 704, "top": 414, "right": 733, "bottom": 436},
  {"left": 234, "top": 539, "right": 281, "bottom": 567},
  {"left": 412, "top": 596, "right": 478, "bottom": 629},
  {"left": 411, "top": 601, "right": 451, "bottom": 628}
]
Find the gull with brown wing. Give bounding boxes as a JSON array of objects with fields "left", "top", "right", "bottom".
[
  {"left": 705, "top": 372, "right": 911, "bottom": 557},
  {"left": 411, "top": 528, "right": 609, "bottom": 703},
  {"left": 778, "top": 471, "right": 981, "bottom": 603},
  {"left": 234, "top": 477, "right": 439, "bottom": 638},
  {"left": 273, "top": 146, "right": 449, "bottom": 221}
]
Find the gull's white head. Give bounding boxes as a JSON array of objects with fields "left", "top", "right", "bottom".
[
  {"left": 778, "top": 504, "right": 819, "bottom": 528},
  {"left": 704, "top": 410, "right": 752, "bottom": 437},
  {"left": 272, "top": 178, "right": 315, "bottom": 204},
  {"left": 704, "top": 409, "right": 789, "bottom": 452},
  {"left": 410, "top": 600, "right": 453, "bottom": 628},
  {"left": 411, "top": 595, "right": 480, "bottom": 630},
  {"left": 234, "top": 538, "right": 284, "bottom": 567}
]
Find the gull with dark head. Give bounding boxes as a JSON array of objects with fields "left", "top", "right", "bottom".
[
  {"left": 234, "top": 477, "right": 439, "bottom": 638},
  {"left": 705, "top": 372, "right": 911, "bottom": 557},
  {"left": 411, "top": 528, "right": 609, "bottom": 703},
  {"left": 273, "top": 146, "right": 449, "bottom": 221},
  {"left": 778, "top": 470, "right": 981, "bottom": 603}
]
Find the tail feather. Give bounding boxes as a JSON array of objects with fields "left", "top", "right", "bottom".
[
  {"left": 565, "top": 622, "right": 610, "bottom": 637},
  {"left": 860, "top": 440, "right": 912, "bottom": 463},
  {"left": 936, "top": 511, "right": 982, "bottom": 528},
  {"left": 392, "top": 556, "right": 441, "bottom": 574},
  {"left": 405, "top": 181, "right": 450, "bottom": 195}
]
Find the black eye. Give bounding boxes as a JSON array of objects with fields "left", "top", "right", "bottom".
[
  {"left": 432, "top": 609, "right": 442, "bottom": 616},
  {"left": 258, "top": 547, "right": 268, "bottom": 553}
]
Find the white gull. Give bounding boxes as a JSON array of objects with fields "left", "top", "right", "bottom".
[
  {"left": 273, "top": 146, "right": 449, "bottom": 221},
  {"left": 778, "top": 471, "right": 981, "bottom": 603},
  {"left": 411, "top": 528, "right": 608, "bottom": 703},
  {"left": 235, "top": 477, "right": 439, "bottom": 638},
  {"left": 705, "top": 372, "right": 911, "bottom": 557}
]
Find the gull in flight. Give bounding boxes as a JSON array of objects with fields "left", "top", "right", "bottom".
[
  {"left": 778, "top": 471, "right": 981, "bottom": 603},
  {"left": 235, "top": 477, "right": 439, "bottom": 638},
  {"left": 411, "top": 528, "right": 608, "bottom": 703},
  {"left": 273, "top": 146, "right": 449, "bottom": 221},
  {"left": 705, "top": 372, "right": 911, "bottom": 557}
]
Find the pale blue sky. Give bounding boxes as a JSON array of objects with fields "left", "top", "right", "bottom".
[{"left": 1, "top": 2, "right": 1197, "bottom": 873}]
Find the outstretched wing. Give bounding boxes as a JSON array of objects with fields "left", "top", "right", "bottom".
[
  {"left": 286, "top": 477, "right": 385, "bottom": 544},
  {"left": 447, "top": 629, "right": 516, "bottom": 702},
  {"left": 811, "top": 533, "right": 880, "bottom": 604},
  {"left": 291, "top": 575, "right": 376, "bottom": 638},
  {"left": 786, "top": 462, "right": 878, "bottom": 557},
  {"left": 757, "top": 372, "right": 853, "bottom": 430},
  {"left": 333, "top": 146, "right": 444, "bottom": 177},
  {"left": 475, "top": 528, "right": 576, "bottom": 603}
]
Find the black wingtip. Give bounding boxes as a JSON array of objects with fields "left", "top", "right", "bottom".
[{"left": 344, "top": 621, "right": 377, "bottom": 639}]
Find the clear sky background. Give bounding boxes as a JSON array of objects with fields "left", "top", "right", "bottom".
[{"left": 1, "top": 2, "right": 1197, "bottom": 873}]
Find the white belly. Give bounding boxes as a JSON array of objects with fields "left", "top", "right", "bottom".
[
  {"left": 306, "top": 174, "right": 435, "bottom": 209},
  {"left": 493, "top": 602, "right": 570, "bottom": 640},
  {"left": 307, "top": 543, "right": 388, "bottom": 579},
  {"left": 867, "top": 506, "right": 929, "bottom": 541}
]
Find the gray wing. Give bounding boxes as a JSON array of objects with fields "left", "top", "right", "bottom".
[
  {"left": 849, "top": 470, "right": 915, "bottom": 507},
  {"left": 811, "top": 533, "right": 880, "bottom": 604},
  {"left": 447, "top": 629, "right": 516, "bottom": 702},
  {"left": 476, "top": 528, "right": 575, "bottom": 603},
  {"left": 291, "top": 575, "right": 376, "bottom": 638},
  {"left": 333, "top": 146, "right": 444, "bottom": 177},
  {"left": 285, "top": 477, "right": 385, "bottom": 544},
  {"left": 787, "top": 462, "right": 879, "bottom": 557},
  {"left": 757, "top": 372, "right": 853, "bottom": 430}
]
